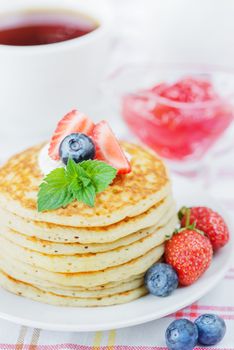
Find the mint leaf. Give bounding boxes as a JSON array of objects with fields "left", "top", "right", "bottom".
[
  {"left": 66, "top": 158, "right": 91, "bottom": 188},
  {"left": 80, "top": 160, "right": 117, "bottom": 193},
  {"left": 66, "top": 158, "right": 86, "bottom": 180},
  {"left": 68, "top": 178, "right": 82, "bottom": 194},
  {"left": 75, "top": 184, "right": 96, "bottom": 207},
  {"left": 37, "top": 168, "right": 74, "bottom": 212},
  {"left": 37, "top": 159, "right": 117, "bottom": 212}
]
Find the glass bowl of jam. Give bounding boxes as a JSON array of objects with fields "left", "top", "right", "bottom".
[{"left": 106, "top": 63, "right": 234, "bottom": 173}]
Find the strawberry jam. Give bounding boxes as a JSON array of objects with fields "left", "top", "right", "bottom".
[{"left": 122, "top": 78, "right": 234, "bottom": 161}]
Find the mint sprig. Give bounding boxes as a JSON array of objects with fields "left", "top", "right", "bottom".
[{"left": 37, "top": 159, "right": 117, "bottom": 212}]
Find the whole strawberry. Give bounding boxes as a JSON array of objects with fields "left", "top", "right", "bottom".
[
  {"left": 165, "top": 229, "right": 213, "bottom": 286},
  {"left": 179, "top": 207, "right": 229, "bottom": 251}
]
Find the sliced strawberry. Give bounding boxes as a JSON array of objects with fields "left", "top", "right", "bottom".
[
  {"left": 92, "top": 121, "right": 131, "bottom": 174},
  {"left": 48, "top": 109, "right": 95, "bottom": 160}
]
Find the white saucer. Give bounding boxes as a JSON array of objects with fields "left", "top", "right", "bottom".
[{"left": 0, "top": 177, "right": 232, "bottom": 331}]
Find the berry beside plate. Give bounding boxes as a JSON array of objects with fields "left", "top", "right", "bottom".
[{"left": 166, "top": 314, "right": 226, "bottom": 350}]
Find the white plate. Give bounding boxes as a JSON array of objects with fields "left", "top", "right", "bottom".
[{"left": 0, "top": 177, "right": 232, "bottom": 332}]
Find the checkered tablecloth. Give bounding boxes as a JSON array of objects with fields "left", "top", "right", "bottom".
[{"left": 0, "top": 158, "right": 233, "bottom": 349}]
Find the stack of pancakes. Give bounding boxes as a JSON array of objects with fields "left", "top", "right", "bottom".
[{"left": 0, "top": 142, "right": 177, "bottom": 307}]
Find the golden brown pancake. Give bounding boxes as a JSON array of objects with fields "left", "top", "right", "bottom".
[
  {"left": 0, "top": 244, "right": 165, "bottom": 288},
  {"left": 0, "top": 270, "right": 147, "bottom": 307},
  {"left": 0, "top": 142, "right": 171, "bottom": 227},
  {"left": 0, "top": 211, "right": 176, "bottom": 255},
  {"left": 0, "top": 195, "right": 175, "bottom": 243},
  {"left": 0, "top": 216, "right": 177, "bottom": 272}
]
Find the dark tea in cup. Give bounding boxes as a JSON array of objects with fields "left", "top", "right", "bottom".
[{"left": 0, "top": 10, "right": 98, "bottom": 46}]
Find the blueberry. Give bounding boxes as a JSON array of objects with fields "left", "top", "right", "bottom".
[
  {"left": 144, "top": 263, "right": 178, "bottom": 297},
  {"left": 59, "top": 133, "right": 95, "bottom": 165},
  {"left": 166, "top": 319, "right": 198, "bottom": 350},
  {"left": 195, "top": 314, "right": 226, "bottom": 345}
]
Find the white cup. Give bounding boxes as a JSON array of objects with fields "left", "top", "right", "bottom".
[{"left": 0, "top": 0, "right": 111, "bottom": 159}]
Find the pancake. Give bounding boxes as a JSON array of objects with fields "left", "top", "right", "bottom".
[
  {"left": 0, "top": 261, "right": 144, "bottom": 298},
  {"left": 0, "top": 270, "right": 147, "bottom": 307},
  {"left": 0, "top": 256, "right": 145, "bottom": 291},
  {"left": 0, "top": 244, "right": 164, "bottom": 287},
  {"left": 0, "top": 206, "right": 176, "bottom": 254},
  {"left": 0, "top": 142, "right": 171, "bottom": 227},
  {"left": 34, "top": 277, "right": 144, "bottom": 298},
  {"left": 0, "top": 216, "right": 177, "bottom": 273},
  {"left": 0, "top": 195, "right": 174, "bottom": 243}
]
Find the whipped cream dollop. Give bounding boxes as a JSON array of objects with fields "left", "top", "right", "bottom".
[
  {"left": 38, "top": 144, "right": 132, "bottom": 176},
  {"left": 38, "top": 144, "right": 64, "bottom": 175}
]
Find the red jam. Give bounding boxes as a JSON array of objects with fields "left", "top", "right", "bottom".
[{"left": 122, "top": 78, "right": 234, "bottom": 161}]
